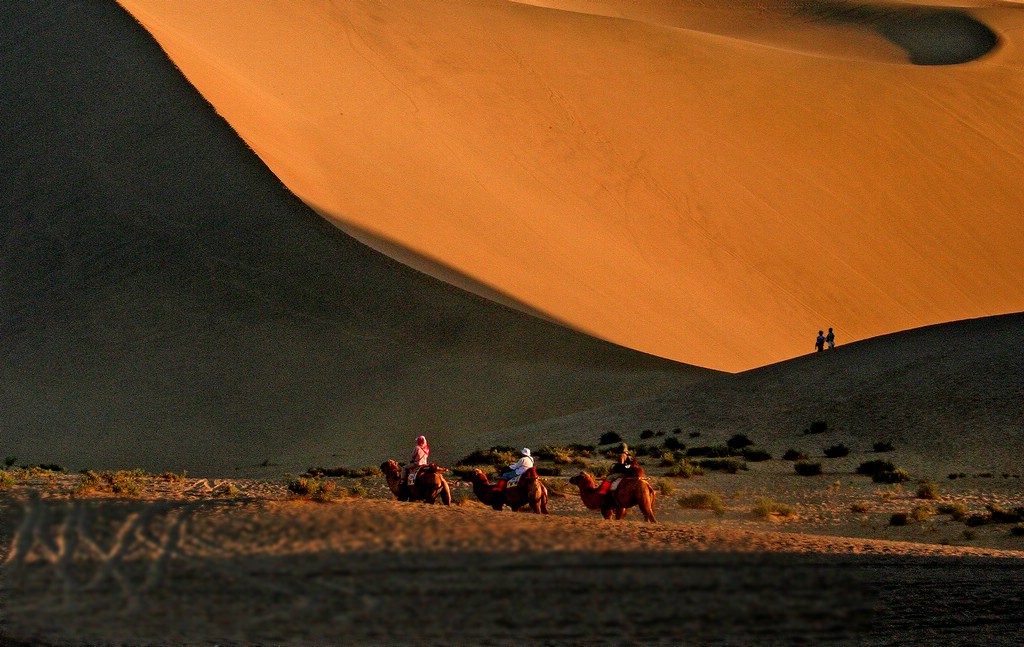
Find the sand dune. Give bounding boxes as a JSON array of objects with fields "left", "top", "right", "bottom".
[
  {"left": 493, "top": 312, "right": 1024, "bottom": 476},
  {"left": 116, "top": 0, "right": 1024, "bottom": 371},
  {"left": 0, "top": 1, "right": 703, "bottom": 476}
]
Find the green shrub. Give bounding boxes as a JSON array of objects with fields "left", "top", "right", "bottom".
[
  {"left": 823, "top": 444, "right": 850, "bottom": 458},
  {"left": 947, "top": 472, "right": 967, "bottom": 480},
  {"left": 805, "top": 420, "right": 829, "bottom": 435},
  {"left": 306, "top": 465, "right": 382, "bottom": 478},
  {"left": 287, "top": 477, "right": 336, "bottom": 502},
  {"left": 347, "top": 483, "right": 367, "bottom": 498},
  {"left": 873, "top": 441, "right": 895, "bottom": 452},
  {"left": 752, "top": 497, "right": 793, "bottom": 519},
  {"left": 598, "top": 432, "right": 622, "bottom": 446},
  {"left": 677, "top": 491, "right": 725, "bottom": 515},
  {"left": 655, "top": 479, "right": 674, "bottom": 497},
  {"left": 640, "top": 429, "right": 655, "bottom": 440},
  {"left": 870, "top": 468, "right": 911, "bottom": 484},
  {"left": 916, "top": 482, "right": 940, "bottom": 500},
  {"left": 782, "top": 449, "right": 807, "bottom": 461},
  {"left": 693, "top": 457, "right": 747, "bottom": 474},
  {"left": 794, "top": 461, "right": 823, "bottom": 476},
  {"left": 937, "top": 502, "right": 969, "bottom": 521},
  {"left": 535, "top": 466, "right": 562, "bottom": 477},
  {"left": 910, "top": 505, "right": 933, "bottom": 522},
  {"left": 965, "top": 514, "right": 989, "bottom": 527},
  {"left": 456, "top": 447, "right": 516, "bottom": 467},
  {"left": 985, "top": 504, "right": 1024, "bottom": 524},
  {"left": 963, "top": 529, "right": 977, "bottom": 540},
  {"left": 589, "top": 463, "right": 610, "bottom": 478},
  {"left": 686, "top": 445, "right": 734, "bottom": 458},
  {"left": 857, "top": 460, "right": 896, "bottom": 476},
  {"left": 726, "top": 434, "right": 754, "bottom": 450},
  {"left": 3, "top": 456, "right": 16, "bottom": 467},
  {"left": 662, "top": 436, "right": 685, "bottom": 451},
  {"left": 665, "top": 461, "right": 703, "bottom": 478},
  {"left": 741, "top": 448, "right": 772, "bottom": 462},
  {"left": 889, "top": 512, "right": 910, "bottom": 526}
]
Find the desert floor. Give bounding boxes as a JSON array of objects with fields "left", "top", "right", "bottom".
[{"left": 2, "top": 461, "right": 1023, "bottom": 646}]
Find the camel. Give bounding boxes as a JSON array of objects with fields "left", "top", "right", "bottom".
[
  {"left": 569, "top": 470, "right": 657, "bottom": 523},
  {"left": 465, "top": 468, "right": 549, "bottom": 514},
  {"left": 380, "top": 460, "right": 452, "bottom": 505}
]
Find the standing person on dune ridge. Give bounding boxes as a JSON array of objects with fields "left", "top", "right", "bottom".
[
  {"left": 815, "top": 330, "right": 825, "bottom": 353},
  {"left": 826, "top": 327, "right": 835, "bottom": 350}
]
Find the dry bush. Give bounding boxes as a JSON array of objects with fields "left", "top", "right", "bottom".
[
  {"left": 752, "top": 498, "right": 794, "bottom": 519},
  {"left": 782, "top": 449, "right": 808, "bottom": 461},
  {"left": 306, "top": 465, "right": 381, "bottom": 478},
  {"left": 160, "top": 470, "right": 188, "bottom": 482},
  {"left": 74, "top": 470, "right": 144, "bottom": 497},
  {"left": 287, "top": 477, "right": 336, "bottom": 502},
  {"left": 916, "top": 482, "right": 940, "bottom": 500},
  {"left": 873, "top": 468, "right": 911, "bottom": 484},
  {"left": 910, "top": 505, "right": 933, "bottom": 522},
  {"left": 937, "top": 502, "right": 969, "bottom": 521},
  {"left": 823, "top": 444, "right": 850, "bottom": 458},
  {"left": 889, "top": 512, "right": 910, "bottom": 526},
  {"left": 543, "top": 478, "right": 573, "bottom": 497},
  {"left": 655, "top": 479, "right": 675, "bottom": 497},
  {"left": 794, "top": 461, "right": 823, "bottom": 476},
  {"left": 211, "top": 482, "right": 240, "bottom": 498},
  {"left": 740, "top": 448, "right": 772, "bottom": 462},
  {"left": 678, "top": 491, "right": 725, "bottom": 515},
  {"left": 665, "top": 461, "right": 703, "bottom": 478},
  {"left": 693, "top": 457, "right": 747, "bottom": 474},
  {"left": 1011, "top": 524, "right": 1024, "bottom": 537},
  {"left": 850, "top": 501, "right": 871, "bottom": 513},
  {"left": 0, "top": 471, "right": 14, "bottom": 490}
]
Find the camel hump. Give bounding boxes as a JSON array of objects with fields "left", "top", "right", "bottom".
[{"left": 523, "top": 467, "right": 538, "bottom": 479}]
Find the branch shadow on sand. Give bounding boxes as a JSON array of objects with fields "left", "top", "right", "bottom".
[{"left": 800, "top": 1, "right": 999, "bottom": 65}]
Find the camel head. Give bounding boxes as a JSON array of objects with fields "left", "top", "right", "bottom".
[
  {"left": 380, "top": 459, "right": 401, "bottom": 477},
  {"left": 569, "top": 471, "right": 595, "bottom": 487},
  {"left": 464, "top": 468, "right": 489, "bottom": 484}
]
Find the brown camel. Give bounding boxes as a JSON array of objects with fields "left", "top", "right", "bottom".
[
  {"left": 380, "top": 460, "right": 451, "bottom": 505},
  {"left": 465, "top": 468, "right": 549, "bottom": 514},
  {"left": 569, "top": 470, "right": 657, "bottom": 523}
]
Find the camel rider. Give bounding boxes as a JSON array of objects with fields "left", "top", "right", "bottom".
[
  {"left": 403, "top": 435, "right": 430, "bottom": 484},
  {"left": 499, "top": 448, "right": 534, "bottom": 489},
  {"left": 600, "top": 442, "right": 635, "bottom": 495}
]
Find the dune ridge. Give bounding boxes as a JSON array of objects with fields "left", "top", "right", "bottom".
[{"left": 117, "top": 0, "right": 1024, "bottom": 371}]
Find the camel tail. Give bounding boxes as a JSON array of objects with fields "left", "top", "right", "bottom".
[{"left": 642, "top": 481, "right": 658, "bottom": 523}]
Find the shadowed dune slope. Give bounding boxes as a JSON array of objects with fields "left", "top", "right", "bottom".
[
  {"left": 0, "top": 0, "right": 708, "bottom": 476},
  {"left": 490, "top": 312, "right": 1024, "bottom": 476},
  {"left": 117, "top": 0, "right": 1024, "bottom": 371}
]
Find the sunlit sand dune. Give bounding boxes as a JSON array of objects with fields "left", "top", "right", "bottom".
[
  {"left": 117, "top": 0, "right": 1024, "bottom": 371},
  {"left": 0, "top": 1, "right": 703, "bottom": 475}
]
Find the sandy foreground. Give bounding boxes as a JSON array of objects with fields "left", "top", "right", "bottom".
[{"left": 2, "top": 470, "right": 1023, "bottom": 646}]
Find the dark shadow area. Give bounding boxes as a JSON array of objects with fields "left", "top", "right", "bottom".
[
  {"left": 800, "top": 1, "right": 999, "bottom": 65},
  {"left": 0, "top": 1, "right": 707, "bottom": 474}
]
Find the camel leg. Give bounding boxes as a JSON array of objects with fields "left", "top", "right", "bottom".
[
  {"left": 616, "top": 508, "right": 627, "bottom": 520},
  {"left": 601, "top": 508, "right": 614, "bottom": 520},
  {"left": 440, "top": 480, "right": 451, "bottom": 506}
]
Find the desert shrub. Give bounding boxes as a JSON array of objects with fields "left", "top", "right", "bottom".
[
  {"left": 287, "top": 477, "right": 336, "bottom": 502},
  {"left": 630, "top": 444, "right": 654, "bottom": 457},
  {"left": 782, "top": 449, "right": 807, "bottom": 461},
  {"left": 0, "top": 472, "right": 14, "bottom": 489},
  {"left": 872, "top": 469, "right": 911, "bottom": 484},
  {"left": 947, "top": 472, "right": 967, "bottom": 480},
  {"left": 657, "top": 449, "right": 686, "bottom": 467},
  {"left": 889, "top": 512, "right": 910, "bottom": 526},
  {"left": 804, "top": 420, "right": 829, "bottom": 435},
  {"left": 850, "top": 501, "right": 871, "bottom": 513},
  {"left": 823, "top": 444, "right": 850, "bottom": 458},
  {"left": 752, "top": 498, "right": 794, "bottom": 519},
  {"left": 537, "top": 445, "right": 579, "bottom": 463},
  {"left": 686, "top": 445, "right": 733, "bottom": 458},
  {"left": 693, "top": 457, "right": 747, "bottom": 474},
  {"left": 963, "top": 529, "right": 978, "bottom": 540},
  {"left": 857, "top": 460, "right": 896, "bottom": 477},
  {"left": 347, "top": 483, "right": 367, "bottom": 498},
  {"left": 916, "top": 482, "right": 940, "bottom": 500},
  {"left": 910, "top": 505, "right": 933, "bottom": 522},
  {"left": 1011, "top": 524, "right": 1024, "bottom": 537},
  {"left": 688, "top": 431, "right": 701, "bottom": 438},
  {"left": 589, "top": 463, "right": 610, "bottom": 478},
  {"left": 654, "top": 479, "right": 674, "bottom": 497},
  {"left": 794, "top": 461, "right": 823, "bottom": 476},
  {"left": 32, "top": 464, "right": 64, "bottom": 473},
  {"left": 451, "top": 466, "right": 482, "bottom": 481},
  {"left": 542, "top": 478, "right": 572, "bottom": 497},
  {"left": 452, "top": 491, "right": 472, "bottom": 506},
  {"left": 741, "top": 448, "right": 772, "bottom": 462},
  {"left": 211, "top": 482, "right": 240, "bottom": 498},
  {"left": 936, "top": 503, "right": 969, "bottom": 521},
  {"left": 598, "top": 432, "right": 622, "bottom": 446},
  {"left": 3, "top": 456, "right": 16, "bottom": 467},
  {"left": 673, "top": 428, "right": 682, "bottom": 435},
  {"left": 873, "top": 441, "right": 895, "bottom": 452},
  {"left": 985, "top": 504, "right": 1024, "bottom": 524},
  {"left": 75, "top": 470, "right": 143, "bottom": 497},
  {"left": 535, "top": 466, "right": 562, "bottom": 477},
  {"left": 726, "top": 434, "right": 754, "bottom": 450},
  {"left": 640, "top": 429, "right": 655, "bottom": 440},
  {"left": 677, "top": 491, "right": 725, "bottom": 515},
  {"left": 662, "top": 436, "right": 685, "bottom": 451},
  {"left": 965, "top": 514, "right": 989, "bottom": 527},
  {"left": 665, "top": 461, "right": 703, "bottom": 478},
  {"left": 977, "top": 472, "right": 994, "bottom": 478},
  {"left": 456, "top": 447, "right": 516, "bottom": 467},
  {"left": 306, "top": 465, "right": 381, "bottom": 478},
  {"left": 160, "top": 470, "right": 188, "bottom": 482}
]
